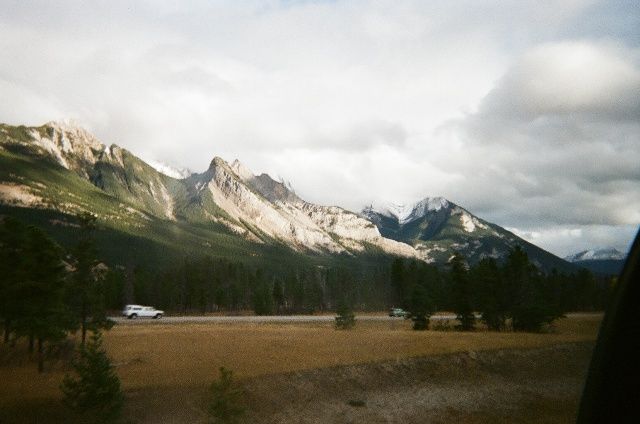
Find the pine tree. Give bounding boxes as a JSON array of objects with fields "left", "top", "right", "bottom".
[
  {"left": 390, "top": 258, "right": 406, "bottom": 307},
  {"left": 18, "top": 225, "right": 70, "bottom": 372},
  {"left": 473, "top": 258, "right": 509, "bottom": 331},
  {"left": 208, "top": 367, "right": 245, "bottom": 424},
  {"left": 505, "top": 247, "right": 563, "bottom": 332},
  {"left": 252, "top": 281, "right": 274, "bottom": 316},
  {"left": 407, "top": 283, "right": 434, "bottom": 330},
  {"left": 272, "top": 279, "right": 285, "bottom": 314},
  {"left": 61, "top": 331, "right": 124, "bottom": 423},
  {"left": 450, "top": 253, "right": 475, "bottom": 331},
  {"left": 67, "top": 213, "right": 112, "bottom": 347},
  {"left": 0, "top": 217, "right": 27, "bottom": 344},
  {"left": 335, "top": 299, "right": 356, "bottom": 330}
]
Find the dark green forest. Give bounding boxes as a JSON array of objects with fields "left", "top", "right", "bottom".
[{"left": 1, "top": 214, "right": 614, "bottom": 362}]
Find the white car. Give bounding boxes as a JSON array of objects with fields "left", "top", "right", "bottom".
[
  {"left": 122, "top": 304, "right": 164, "bottom": 319},
  {"left": 389, "top": 307, "right": 410, "bottom": 318}
]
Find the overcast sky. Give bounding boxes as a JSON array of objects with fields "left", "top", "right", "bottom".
[{"left": 1, "top": 0, "right": 638, "bottom": 257}]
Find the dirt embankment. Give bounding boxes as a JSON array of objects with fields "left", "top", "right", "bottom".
[
  {"left": 2, "top": 341, "right": 593, "bottom": 423},
  {"left": 240, "top": 341, "right": 594, "bottom": 424}
]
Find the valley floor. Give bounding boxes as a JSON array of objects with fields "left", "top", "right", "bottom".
[{"left": 0, "top": 313, "right": 601, "bottom": 423}]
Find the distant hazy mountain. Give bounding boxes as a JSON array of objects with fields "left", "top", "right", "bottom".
[
  {"left": 361, "top": 198, "right": 575, "bottom": 272},
  {"left": 0, "top": 121, "right": 573, "bottom": 271},
  {"left": 565, "top": 248, "right": 627, "bottom": 276},
  {"left": 564, "top": 248, "right": 626, "bottom": 262}
]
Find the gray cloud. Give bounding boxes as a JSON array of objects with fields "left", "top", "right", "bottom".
[{"left": 434, "top": 41, "right": 640, "bottom": 254}]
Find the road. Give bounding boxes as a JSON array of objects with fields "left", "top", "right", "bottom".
[
  {"left": 109, "top": 312, "right": 599, "bottom": 325},
  {"left": 110, "top": 314, "right": 461, "bottom": 324}
]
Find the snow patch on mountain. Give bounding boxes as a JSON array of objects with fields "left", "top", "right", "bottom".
[
  {"left": 365, "top": 197, "right": 450, "bottom": 225},
  {"left": 296, "top": 203, "right": 419, "bottom": 258},
  {"left": 452, "top": 208, "right": 488, "bottom": 233},
  {"left": 565, "top": 248, "right": 626, "bottom": 262},
  {"left": 145, "top": 159, "right": 192, "bottom": 179},
  {"left": 460, "top": 212, "right": 476, "bottom": 232}
]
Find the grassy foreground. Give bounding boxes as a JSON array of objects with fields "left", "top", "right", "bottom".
[{"left": 0, "top": 313, "right": 602, "bottom": 423}]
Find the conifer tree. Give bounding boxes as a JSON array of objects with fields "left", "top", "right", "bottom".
[
  {"left": 61, "top": 331, "right": 124, "bottom": 423},
  {"left": 335, "top": 299, "right": 356, "bottom": 330},
  {"left": 450, "top": 253, "right": 475, "bottom": 331},
  {"left": 18, "top": 225, "right": 70, "bottom": 372},
  {"left": 67, "top": 212, "right": 112, "bottom": 347},
  {"left": 504, "top": 246, "right": 563, "bottom": 332},
  {"left": 252, "top": 281, "right": 274, "bottom": 315},
  {"left": 390, "top": 258, "right": 406, "bottom": 307},
  {"left": 0, "top": 217, "right": 27, "bottom": 344},
  {"left": 408, "top": 283, "right": 434, "bottom": 330},
  {"left": 208, "top": 367, "right": 245, "bottom": 424},
  {"left": 473, "top": 258, "right": 509, "bottom": 331},
  {"left": 272, "top": 279, "right": 285, "bottom": 314}
]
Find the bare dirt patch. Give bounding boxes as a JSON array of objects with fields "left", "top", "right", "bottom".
[
  {"left": 240, "top": 342, "right": 594, "bottom": 424},
  {"left": 0, "top": 182, "right": 44, "bottom": 207}
]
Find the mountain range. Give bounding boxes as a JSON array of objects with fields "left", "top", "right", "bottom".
[
  {"left": 564, "top": 248, "right": 627, "bottom": 276},
  {"left": 0, "top": 121, "right": 574, "bottom": 271}
]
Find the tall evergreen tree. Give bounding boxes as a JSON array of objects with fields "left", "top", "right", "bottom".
[
  {"left": 272, "top": 279, "right": 285, "bottom": 314},
  {"left": 473, "top": 258, "right": 508, "bottom": 331},
  {"left": 67, "top": 213, "right": 112, "bottom": 347},
  {"left": 0, "top": 217, "right": 27, "bottom": 344},
  {"left": 390, "top": 258, "right": 406, "bottom": 307},
  {"left": 252, "top": 281, "right": 274, "bottom": 316},
  {"left": 504, "top": 247, "right": 563, "bottom": 332},
  {"left": 450, "top": 253, "right": 475, "bottom": 331},
  {"left": 17, "top": 225, "right": 70, "bottom": 372},
  {"left": 407, "top": 283, "right": 434, "bottom": 330}
]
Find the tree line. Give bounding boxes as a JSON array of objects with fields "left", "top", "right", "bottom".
[
  {"left": 392, "top": 249, "right": 612, "bottom": 332},
  {"left": 2, "top": 216, "right": 611, "bottom": 346}
]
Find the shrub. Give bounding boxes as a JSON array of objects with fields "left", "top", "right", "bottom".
[
  {"left": 334, "top": 302, "right": 356, "bottom": 330},
  {"left": 208, "top": 367, "right": 245, "bottom": 424}
]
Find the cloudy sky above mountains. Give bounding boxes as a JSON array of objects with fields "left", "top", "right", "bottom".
[{"left": 1, "top": 0, "right": 638, "bottom": 256}]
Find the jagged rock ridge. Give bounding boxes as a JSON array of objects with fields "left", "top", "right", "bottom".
[
  {"left": 0, "top": 122, "right": 417, "bottom": 258},
  {"left": 0, "top": 121, "right": 574, "bottom": 270},
  {"left": 362, "top": 197, "right": 574, "bottom": 271}
]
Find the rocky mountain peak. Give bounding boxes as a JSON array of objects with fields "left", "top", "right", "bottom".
[
  {"left": 249, "top": 173, "right": 301, "bottom": 204},
  {"left": 0, "top": 121, "right": 574, "bottom": 271},
  {"left": 208, "top": 156, "right": 229, "bottom": 170},
  {"left": 42, "top": 121, "right": 105, "bottom": 153},
  {"left": 230, "top": 159, "right": 255, "bottom": 181},
  {"left": 364, "top": 196, "right": 451, "bottom": 225}
]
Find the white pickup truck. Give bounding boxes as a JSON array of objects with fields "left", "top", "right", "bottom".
[{"left": 122, "top": 304, "right": 164, "bottom": 319}]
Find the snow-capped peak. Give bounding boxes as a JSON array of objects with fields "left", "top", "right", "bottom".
[
  {"left": 145, "top": 159, "right": 193, "bottom": 179},
  {"left": 365, "top": 197, "right": 450, "bottom": 225},
  {"left": 564, "top": 247, "right": 627, "bottom": 262}
]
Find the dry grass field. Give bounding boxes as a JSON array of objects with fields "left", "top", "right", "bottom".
[{"left": 0, "top": 313, "right": 602, "bottom": 423}]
